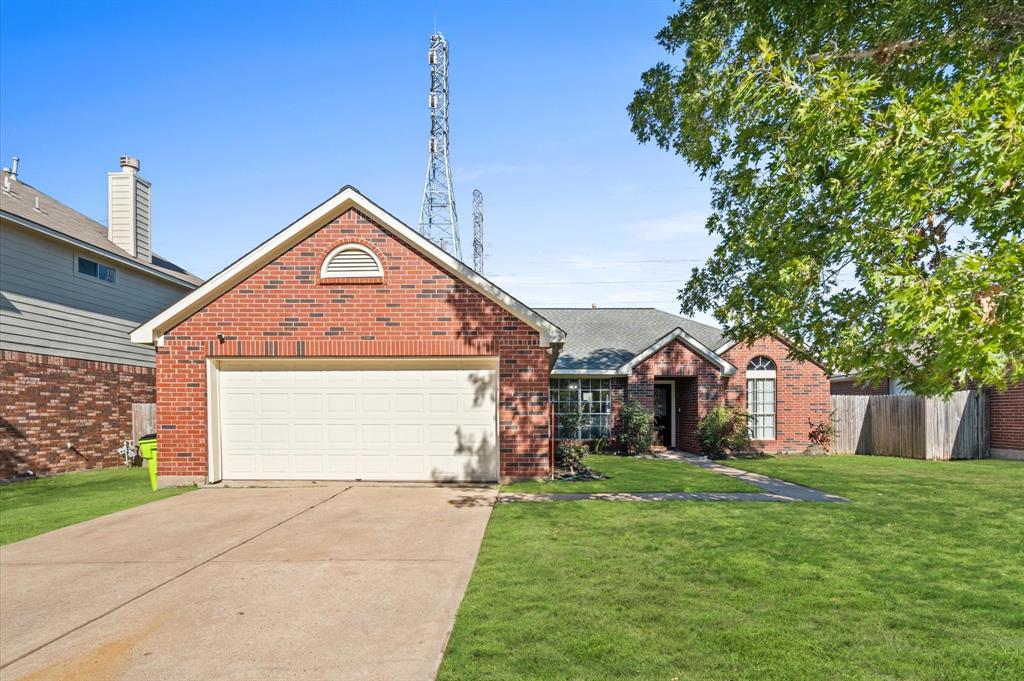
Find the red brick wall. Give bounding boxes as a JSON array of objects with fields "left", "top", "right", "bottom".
[
  {"left": 990, "top": 380, "right": 1024, "bottom": 452},
  {"left": 617, "top": 337, "right": 829, "bottom": 454},
  {"left": 0, "top": 350, "right": 154, "bottom": 479},
  {"left": 155, "top": 207, "right": 551, "bottom": 481},
  {"left": 830, "top": 377, "right": 890, "bottom": 395},
  {"left": 721, "top": 337, "right": 830, "bottom": 453},
  {"left": 626, "top": 340, "right": 722, "bottom": 452}
]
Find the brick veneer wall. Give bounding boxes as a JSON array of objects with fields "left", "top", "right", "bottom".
[
  {"left": 0, "top": 350, "right": 154, "bottom": 479},
  {"left": 617, "top": 336, "right": 829, "bottom": 454},
  {"left": 721, "top": 337, "right": 831, "bottom": 452},
  {"left": 830, "top": 377, "right": 890, "bottom": 395},
  {"left": 989, "top": 380, "right": 1024, "bottom": 455},
  {"left": 155, "top": 207, "right": 552, "bottom": 483}
]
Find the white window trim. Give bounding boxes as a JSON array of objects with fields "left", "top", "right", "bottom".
[
  {"left": 319, "top": 243, "right": 384, "bottom": 278},
  {"left": 74, "top": 253, "right": 118, "bottom": 287},
  {"left": 746, "top": 359, "right": 776, "bottom": 441}
]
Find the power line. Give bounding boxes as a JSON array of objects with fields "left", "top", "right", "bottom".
[{"left": 492, "top": 278, "right": 686, "bottom": 285}]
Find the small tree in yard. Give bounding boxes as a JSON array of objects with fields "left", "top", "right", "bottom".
[
  {"left": 617, "top": 401, "right": 655, "bottom": 455},
  {"left": 697, "top": 406, "right": 752, "bottom": 459},
  {"left": 556, "top": 407, "right": 590, "bottom": 474}
]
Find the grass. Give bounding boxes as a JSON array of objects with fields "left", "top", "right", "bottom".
[
  {"left": 502, "top": 454, "right": 758, "bottom": 494},
  {"left": 439, "top": 456, "right": 1024, "bottom": 680},
  {"left": 0, "top": 467, "right": 193, "bottom": 545}
]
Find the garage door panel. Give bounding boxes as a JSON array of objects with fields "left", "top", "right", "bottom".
[
  {"left": 361, "top": 393, "right": 390, "bottom": 412},
  {"left": 326, "top": 393, "right": 357, "bottom": 412},
  {"left": 218, "top": 364, "right": 498, "bottom": 481}
]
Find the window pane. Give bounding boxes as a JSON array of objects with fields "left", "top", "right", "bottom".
[
  {"left": 747, "top": 377, "right": 776, "bottom": 440},
  {"left": 77, "top": 257, "right": 98, "bottom": 277},
  {"left": 98, "top": 264, "right": 117, "bottom": 283}
]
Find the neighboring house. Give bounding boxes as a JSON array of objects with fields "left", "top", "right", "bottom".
[
  {"left": 131, "top": 186, "right": 830, "bottom": 486},
  {"left": 830, "top": 374, "right": 1024, "bottom": 460},
  {"left": 0, "top": 158, "right": 202, "bottom": 479}
]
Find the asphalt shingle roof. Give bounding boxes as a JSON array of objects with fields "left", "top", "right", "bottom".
[
  {"left": 536, "top": 307, "right": 727, "bottom": 372},
  {"left": 0, "top": 170, "right": 203, "bottom": 287}
]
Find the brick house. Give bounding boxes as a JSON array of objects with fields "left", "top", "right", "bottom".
[
  {"left": 831, "top": 375, "right": 1024, "bottom": 460},
  {"left": 0, "top": 158, "right": 202, "bottom": 479},
  {"left": 132, "top": 186, "right": 830, "bottom": 485}
]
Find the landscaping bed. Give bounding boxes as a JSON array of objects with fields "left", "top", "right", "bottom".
[
  {"left": 440, "top": 456, "right": 1024, "bottom": 680},
  {"left": 0, "top": 467, "right": 193, "bottom": 545},
  {"left": 502, "top": 454, "right": 758, "bottom": 494}
]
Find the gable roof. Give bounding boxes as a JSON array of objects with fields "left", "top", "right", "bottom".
[
  {"left": 537, "top": 308, "right": 729, "bottom": 374},
  {"left": 130, "top": 186, "right": 566, "bottom": 346},
  {"left": 0, "top": 170, "right": 203, "bottom": 288}
]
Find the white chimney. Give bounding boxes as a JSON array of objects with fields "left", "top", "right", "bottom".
[{"left": 107, "top": 156, "right": 152, "bottom": 262}]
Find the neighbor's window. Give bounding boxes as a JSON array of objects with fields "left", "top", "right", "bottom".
[
  {"left": 76, "top": 255, "right": 117, "bottom": 284},
  {"left": 746, "top": 356, "right": 776, "bottom": 440},
  {"left": 551, "top": 378, "right": 611, "bottom": 439}
]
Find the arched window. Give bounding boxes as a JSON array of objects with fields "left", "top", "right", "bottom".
[
  {"left": 320, "top": 243, "right": 383, "bottom": 279},
  {"left": 746, "top": 356, "right": 776, "bottom": 440}
]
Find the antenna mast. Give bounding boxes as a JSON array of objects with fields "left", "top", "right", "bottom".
[
  {"left": 472, "top": 189, "right": 485, "bottom": 273},
  {"left": 418, "top": 33, "right": 461, "bottom": 258}
]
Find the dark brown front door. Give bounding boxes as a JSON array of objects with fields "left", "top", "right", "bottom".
[{"left": 653, "top": 384, "right": 671, "bottom": 447}]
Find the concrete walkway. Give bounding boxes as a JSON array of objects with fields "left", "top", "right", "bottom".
[
  {"left": 499, "top": 453, "right": 848, "bottom": 504},
  {"left": 0, "top": 484, "right": 496, "bottom": 681}
]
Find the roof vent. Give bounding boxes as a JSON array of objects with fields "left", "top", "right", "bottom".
[
  {"left": 108, "top": 156, "right": 152, "bottom": 262},
  {"left": 320, "top": 244, "right": 383, "bottom": 279}
]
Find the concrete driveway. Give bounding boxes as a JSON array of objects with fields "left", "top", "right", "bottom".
[{"left": 0, "top": 483, "right": 496, "bottom": 681}]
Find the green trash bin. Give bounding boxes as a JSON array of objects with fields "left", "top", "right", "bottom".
[{"left": 138, "top": 434, "right": 158, "bottom": 491}]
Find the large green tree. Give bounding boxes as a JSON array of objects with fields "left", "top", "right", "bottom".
[{"left": 630, "top": 1, "right": 1023, "bottom": 395}]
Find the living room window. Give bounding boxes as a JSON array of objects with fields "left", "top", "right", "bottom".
[
  {"left": 551, "top": 378, "right": 611, "bottom": 439},
  {"left": 746, "top": 356, "right": 776, "bottom": 440}
]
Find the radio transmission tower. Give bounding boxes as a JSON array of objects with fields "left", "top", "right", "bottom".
[
  {"left": 418, "top": 33, "right": 461, "bottom": 258},
  {"left": 472, "top": 189, "right": 485, "bottom": 273}
]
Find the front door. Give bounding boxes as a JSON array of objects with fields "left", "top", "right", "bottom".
[{"left": 653, "top": 384, "right": 671, "bottom": 447}]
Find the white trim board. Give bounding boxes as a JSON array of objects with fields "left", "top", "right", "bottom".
[
  {"left": 621, "top": 327, "right": 737, "bottom": 377},
  {"left": 130, "top": 186, "right": 565, "bottom": 347}
]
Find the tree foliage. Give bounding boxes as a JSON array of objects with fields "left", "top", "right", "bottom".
[{"left": 630, "top": 1, "right": 1024, "bottom": 395}]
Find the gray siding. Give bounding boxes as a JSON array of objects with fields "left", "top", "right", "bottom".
[{"left": 0, "top": 221, "right": 190, "bottom": 366}]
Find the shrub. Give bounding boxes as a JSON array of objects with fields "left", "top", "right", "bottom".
[
  {"left": 557, "top": 439, "right": 590, "bottom": 473},
  {"left": 555, "top": 405, "right": 590, "bottom": 473},
  {"left": 697, "top": 406, "right": 752, "bottom": 458},
  {"left": 808, "top": 418, "right": 837, "bottom": 453},
  {"left": 617, "top": 401, "right": 655, "bottom": 455}
]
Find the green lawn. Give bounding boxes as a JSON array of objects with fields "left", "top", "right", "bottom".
[
  {"left": 0, "top": 467, "right": 193, "bottom": 545},
  {"left": 503, "top": 454, "right": 758, "bottom": 494},
  {"left": 440, "top": 456, "right": 1024, "bottom": 680}
]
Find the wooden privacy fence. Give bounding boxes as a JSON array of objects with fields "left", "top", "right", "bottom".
[
  {"left": 831, "top": 390, "right": 989, "bottom": 460},
  {"left": 131, "top": 403, "right": 157, "bottom": 443}
]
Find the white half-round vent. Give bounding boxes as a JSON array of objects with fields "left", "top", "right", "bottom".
[{"left": 320, "top": 244, "right": 383, "bottom": 278}]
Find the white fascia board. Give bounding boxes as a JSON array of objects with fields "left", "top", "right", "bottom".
[
  {"left": 620, "top": 327, "right": 737, "bottom": 377},
  {"left": 715, "top": 339, "right": 737, "bottom": 354},
  {"left": 131, "top": 187, "right": 566, "bottom": 346},
  {"left": 2, "top": 211, "right": 198, "bottom": 290}
]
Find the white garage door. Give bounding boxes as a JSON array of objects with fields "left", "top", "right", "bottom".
[{"left": 215, "top": 360, "right": 498, "bottom": 482}]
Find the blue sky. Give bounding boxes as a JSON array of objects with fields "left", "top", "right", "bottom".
[{"left": 0, "top": 0, "right": 720, "bottom": 324}]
